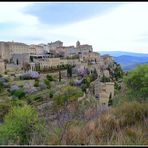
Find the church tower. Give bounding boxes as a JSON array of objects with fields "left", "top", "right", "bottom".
[{"left": 76, "top": 41, "right": 80, "bottom": 48}]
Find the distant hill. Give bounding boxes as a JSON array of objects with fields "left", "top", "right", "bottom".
[
  {"left": 99, "top": 51, "right": 148, "bottom": 57},
  {"left": 113, "top": 55, "right": 148, "bottom": 71},
  {"left": 99, "top": 51, "right": 148, "bottom": 71}
]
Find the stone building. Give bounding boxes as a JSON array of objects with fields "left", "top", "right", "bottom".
[
  {"left": 0, "top": 42, "right": 10, "bottom": 61},
  {"left": 11, "top": 53, "right": 30, "bottom": 66},
  {"left": 0, "top": 59, "right": 5, "bottom": 74},
  {"left": 0, "top": 41, "right": 29, "bottom": 62},
  {"left": 32, "top": 58, "right": 61, "bottom": 70},
  {"left": 82, "top": 52, "right": 100, "bottom": 63},
  {"left": 29, "top": 44, "right": 44, "bottom": 55},
  {"left": 101, "top": 54, "right": 113, "bottom": 66},
  {"left": 38, "top": 43, "right": 49, "bottom": 53},
  {"left": 76, "top": 41, "right": 93, "bottom": 60},
  {"left": 48, "top": 40, "right": 63, "bottom": 53},
  {"left": 9, "top": 41, "right": 29, "bottom": 54},
  {"left": 67, "top": 59, "right": 80, "bottom": 66},
  {"left": 103, "top": 69, "right": 110, "bottom": 78}
]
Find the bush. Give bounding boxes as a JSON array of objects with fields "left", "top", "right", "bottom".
[
  {"left": 49, "top": 91, "right": 54, "bottom": 98},
  {"left": 100, "top": 74, "right": 110, "bottom": 82},
  {"left": 81, "top": 83, "right": 88, "bottom": 93},
  {"left": 11, "top": 89, "right": 26, "bottom": 99},
  {"left": 53, "top": 86, "right": 83, "bottom": 107},
  {"left": 80, "top": 75, "right": 92, "bottom": 92},
  {"left": 44, "top": 79, "right": 51, "bottom": 89},
  {"left": 0, "top": 81, "right": 4, "bottom": 93},
  {"left": 34, "top": 79, "right": 39, "bottom": 87},
  {"left": 0, "top": 105, "right": 40, "bottom": 145},
  {"left": 46, "top": 75, "right": 54, "bottom": 81},
  {"left": 0, "top": 103, "right": 10, "bottom": 121}
]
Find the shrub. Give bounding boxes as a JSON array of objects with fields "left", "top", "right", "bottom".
[
  {"left": 0, "top": 105, "right": 40, "bottom": 145},
  {"left": 0, "top": 81, "right": 4, "bottom": 93},
  {"left": 100, "top": 74, "right": 110, "bottom": 82},
  {"left": 81, "top": 83, "right": 88, "bottom": 93},
  {"left": 12, "top": 89, "right": 26, "bottom": 99},
  {"left": 53, "top": 86, "right": 83, "bottom": 107},
  {"left": 46, "top": 75, "right": 54, "bottom": 81},
  {"left": 44, "top": 79, "right": 51, "bottom": 89},
  {"left": 0, "top": 103, "right": 10, "bottom": 121},
  {"left": 34, "top": 79, "right": 39, "bottom": 87},
  {"left": 49, "top": 91, "right": 54, "bottom": 98}
]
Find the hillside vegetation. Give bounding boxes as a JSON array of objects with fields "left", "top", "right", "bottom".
[{"left": 0, "top": 64, "right": 148, "bottom": 145}]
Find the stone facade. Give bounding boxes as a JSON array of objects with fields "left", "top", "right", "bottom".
[
  {"left": 101, "top": 54, "right": 113, "bottom": 66},
  {"left": 48, "top": 40, "right": 63, "bottom": 53},
  {"left": 99, "top": 82, "right": 114, "bottom": 105},
  {"left": 11, "top": 53, "right": 30, "bottom": 66},
  {"left": 0, "top": 59, "right": 5, "bottom": 74},
  {"left": 103, "top": 69, "right": 110, "bottom": 78},
  {"left": 90, "top": 79, "right": 114, "bottom": 106},
  {"left": 67, "top": 59, "right": 80, "bottom": 66},
  {"left": 0, "top": 41, "right": 29, "bottom": 62},
  {"left": 76, "top": 41, "right": 93, "bottom": 52},
  {"left": 29, "top": 44, "right": 44, "bottom": 55},
  {"left": 34, "top": 58, "right": 61, "bottom": 68},
  {"left": 82, "top": 52, "right": 100, "bottom": 63}
]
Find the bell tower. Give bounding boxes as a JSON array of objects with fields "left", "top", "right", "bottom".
[{"left": 76, "top": 41, "right": 80, "bottom": 48}]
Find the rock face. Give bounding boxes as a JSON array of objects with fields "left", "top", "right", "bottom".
[
  {"left": 103, "top": 70, "right": 110, "bottom": 78},
  {"left": 89, "top": 77, "right": 114, "bottom": 106}
]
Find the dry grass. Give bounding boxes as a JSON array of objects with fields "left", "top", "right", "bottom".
[{"left": 59, "top": 101, "right": 148, "bottom": 145}]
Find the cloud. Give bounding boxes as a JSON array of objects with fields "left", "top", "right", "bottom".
[
  {"left": 0, "top": 2, "right": 148, "bottom": 53},
  {"left": 0, "top": 2, "right": 38, "bottom": 25},
  {"left": 25, "top": 2, "right": 120, "bottom": 26},
  {"left": 49, "top": 2, "right": 148, "bottom": 53}
]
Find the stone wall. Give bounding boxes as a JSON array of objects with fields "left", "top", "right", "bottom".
[{"left": 0, "top": 59, "right": 5, "bottom": 74}]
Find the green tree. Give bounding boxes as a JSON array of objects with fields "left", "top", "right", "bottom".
[
  {"left": 67, "top": 64, "right": 72, "bottom": 78},
  {"left": 108, "top": 93, "right": 113, "bottom": 106},
  {"left": 114, "top": 64, "right": 124, "bottom": 80},
  {"left": 124, "top": 64, "right": 148, "bottom": 100},
  {"left": 58, "top": 65, "right": 61, "bottom": 82},
  {"left": 0, "top": 81, "right": 4, "bottom": 93}
]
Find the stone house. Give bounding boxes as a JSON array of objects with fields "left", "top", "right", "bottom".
[
  {"left": 82, "top": 52, "right": 100, "bottom": 63},
  {"left": 0, "top": 59, "right": 5, "bottom": 74}
]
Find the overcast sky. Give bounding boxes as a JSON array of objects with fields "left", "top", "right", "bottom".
[{"left": 0, "top": 2, "right": 148, "bottom": 53}]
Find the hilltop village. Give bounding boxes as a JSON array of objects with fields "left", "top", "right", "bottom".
[
  {"left": 1, "top": 40, "right": 148, "bottom": 146},
  {"left": 0, "top": 40, "right": 123, "bottom": 107}
]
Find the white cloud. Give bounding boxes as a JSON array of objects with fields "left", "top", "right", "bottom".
[
  {"left": 0, "top": 2, "right": 148, "bottom": 53},
  {"left": 48, "top": 2, "right": 148, "bottom": 53},
  {"left": 0, "top": 2, "right": 39, "bottom": 25}
]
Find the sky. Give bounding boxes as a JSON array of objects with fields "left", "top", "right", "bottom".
[{"left": 0, "top": 2, "right": 148, "bottom": 53}]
